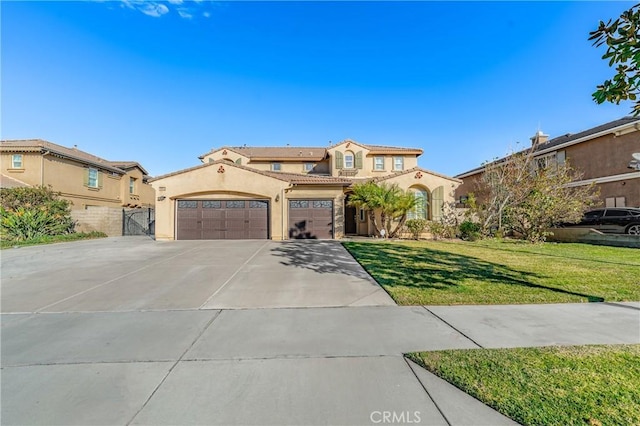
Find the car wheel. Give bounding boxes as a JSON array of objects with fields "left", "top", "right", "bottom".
[{"left": 626, "top": 224, "right": 640, "bottom": 235}]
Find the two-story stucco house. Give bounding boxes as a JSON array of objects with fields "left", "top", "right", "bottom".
[
  {"left": 454, "top": 117, "right": 640, "bottom": 209},
  {"left": 150, "top": 139, "right": 461, "bottom": 240},
  {"left": 1, "top": 139, "right": 156, "bottom": 234}
]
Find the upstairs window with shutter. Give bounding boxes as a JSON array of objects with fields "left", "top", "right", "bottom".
[{"left": 344, "top": 151, "right": 355, "bottom": 169}]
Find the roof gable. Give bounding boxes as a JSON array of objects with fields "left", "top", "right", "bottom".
[{"left": 1, "top": 139, "right": 125, "bottom": 174}]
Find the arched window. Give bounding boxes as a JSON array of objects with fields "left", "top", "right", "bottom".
[
  {"left": 344, "top": 151, "right": 355, "bottom": 169},
  {"left": 408, "top": 187, "right": 429, "bottom": 220}
]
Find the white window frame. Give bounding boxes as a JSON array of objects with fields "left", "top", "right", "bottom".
[
  {"left": 129, "top": 177, "right": 135, "bottom": 194},
  {"left": 271, "top": 163, "right": 282, "bottom": 172},
  {"left": 344, "top": 151, "right": 354, "bottom": 169},
  {"left": 374, "top": 156, "right": 384, "bottom": 171},
  {"left": 393, "top": 156, "right": 404, "bottom": 171},
  {"left": 12, "top": 154, "right": 23, "bottom": 169},
  {"left": 304, "top": 163, "right": 314, "bottom": 172},
  {"left": 88, "top": 168, "right": 98, "bottom": 188}
]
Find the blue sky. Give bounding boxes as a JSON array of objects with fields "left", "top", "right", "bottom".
[{"left": 2, "top": 1, "right": 636, "bottom": 177}]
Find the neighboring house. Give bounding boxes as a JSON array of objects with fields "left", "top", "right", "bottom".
[
  {"left": 150, "top": 139, "right": 461, "bottom": 240},
  {"left": 1, "top": 139, "right": 155, "bottom": 235},
  {"left": 455, "top": 117, "right": 640, "bottom": 209}
]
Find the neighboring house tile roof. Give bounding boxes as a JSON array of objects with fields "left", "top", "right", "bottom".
[
  {"left": 1, "top": 139, "right": 125, "bottom": 174},
  {"left": 0, "top": 173, "right": 31, "bottom": 189},
  {"left": 370, "top": 166, "right": 463, "bottom": 184},
  {"left": 108, "top": 161, "right": 149, "bottom": 175},
  {"left": 455, "top": 116, "right": 640, "bottom": 178},
  {"left": 149, "top": 159, "right": 352, "bottom": 186}
]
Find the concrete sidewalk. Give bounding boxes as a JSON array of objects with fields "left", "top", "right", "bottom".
[
  {"left": 2, "top": 302, "right": 638, "bottom": 425},
  {"left": 2, "top": 239, "right": 638, "bottom": 425}
]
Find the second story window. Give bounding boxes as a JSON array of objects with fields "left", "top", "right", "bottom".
[
  {"left": 344, "top": 151, "right": 355, "bottom": 169},
  {"left": 129, "top": 177, "right": 136, "bottom": 194},
  {"left": 12, "top": 154, "right": 23, "bottom": 169},
  {"left": 271, "top": 163, "right": 282, "bottom": 172},
  {"left": 87, "top": 168, "right": 99, "bottom": 188},
  {"left": 374, "top": 156, "right": 384, "bottom": 170},
  {"left": 304, "top": 163, "right": 314, "bottom": 172},
  {"left": 393, "top": 156, "right": 404, "bottom": 171}
]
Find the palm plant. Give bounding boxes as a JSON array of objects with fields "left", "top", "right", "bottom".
[
  {"left": 388, "top": 191, "right": 419, "bottom": 238},
  {"left": 347, "top": 181, "right": 383, "bottom": 237}
]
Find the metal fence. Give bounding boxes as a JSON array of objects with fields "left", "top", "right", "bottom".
[{"left": 122, "top": 208, "right": 155, "bottom": 237}]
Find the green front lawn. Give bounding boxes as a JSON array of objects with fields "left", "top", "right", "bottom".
[
  {"left": 408, "top": 344, "right": 640, "bottom": 426},
  {"left": 0, "top": 231, "right": 108, "bottom": 249},
  {"left": 343, "top": 240, "right": 640, "bottom": 305}
]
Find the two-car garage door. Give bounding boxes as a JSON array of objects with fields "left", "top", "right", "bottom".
[
  {"left": 176, "top": 200, "right": 269, "bottom": 240},
  {"left": 176, "top": 198, "right": 334, "bottom": 240}
]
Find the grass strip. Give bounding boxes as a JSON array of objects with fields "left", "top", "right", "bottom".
[
  {"left": 408, "top": 344, "right": 640, "bottom": 426},
  {"left": 343, "top": 240, "right": 640, "bottom": 305},
  {"left": 1, "top": 231, "right": 108, "bottom": 249}
]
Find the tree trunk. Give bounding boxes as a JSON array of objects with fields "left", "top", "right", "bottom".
[
  {"left": 368, "top": 210, "right": 381, "bottom": 237},
  {"left": 389, "top": 214, "right": 407, "bottom": 238}
]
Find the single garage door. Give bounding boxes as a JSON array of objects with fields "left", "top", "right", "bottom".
[
  {"left": 288, "top": 199, "right": 334, "bottom": 239},
  {"left": 176, "top": 200, "right": 269, "bottom": 240}
]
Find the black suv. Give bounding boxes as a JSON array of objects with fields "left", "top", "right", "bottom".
[{"left": 563, "top": 208, "right": 640, "bottom": 235}]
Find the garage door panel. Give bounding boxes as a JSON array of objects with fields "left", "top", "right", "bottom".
[
  {"left": 176, "top": 199, "right": 269, "bottom": 240},
  {"left": 288, "top": 200, "right": 333, "bottom": 239}
]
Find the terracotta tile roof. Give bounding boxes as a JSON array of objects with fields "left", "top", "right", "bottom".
[
  {"left": 199, "top": 146, "right": 328, "bottom": 161},
  {"left": 370, "top": 166, "right": 462, "bottom": 184},
  {"left": 363, "top": 145, "right": 423, "bottom": 155},
  {"left": 0, "top": 139, "right": 125, "bottom": 174},
  {"left": 150, "top": 159, "right": 352, "bottom": 186},
  {"left": 108, "top": 161, "right": 149, "bottom": 175},
  {"left": 149, "top": 159, "right": 291, "bottom": 183},
  {"left": 0, "top": 173, "right": 31, "bottom": 189},
  {"left": 260, "top": 171, "right": 353, "bottom": 186}
]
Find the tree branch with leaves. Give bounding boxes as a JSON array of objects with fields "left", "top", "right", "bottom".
[{"left": 590, "top": 3, "right": 640, "bottom": 116}]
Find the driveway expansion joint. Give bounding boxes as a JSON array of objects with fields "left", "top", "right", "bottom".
[
  {"left": 404, "top": 357, "right": 451, "bottom": 426},
  {"left": 422, "top": 306, "right": 484, "bottom": 349},
  {"left": 125, "top": 309, "right": 222, "bottom": 426}
]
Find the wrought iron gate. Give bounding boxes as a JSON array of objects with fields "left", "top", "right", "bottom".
[{"left": 122, "top": 208, "right": 155, "bottom": 236}]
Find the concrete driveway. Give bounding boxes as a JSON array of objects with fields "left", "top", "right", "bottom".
[
  {"left": 1, "top": 237, "right": 395, "bottom": 313},
  {"left": 2, "top": 237, "right": 638, "bottom": 425}
]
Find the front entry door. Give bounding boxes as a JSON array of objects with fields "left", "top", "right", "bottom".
[{"left": 345, "top": 204, "right": 357, "bottom": 234}]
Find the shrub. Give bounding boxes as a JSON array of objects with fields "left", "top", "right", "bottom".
[
  {"left": 0, "top": 186, "right": 75, "bottom": 241},
  {"left": 405, "top": 219, "right": 428, "bottom": 240},
  {"left": 459, "top": 220, "right": 481, "bottom": 241},
  {"left": 426, "top": 220, "right": 458, "bottom": 240}
]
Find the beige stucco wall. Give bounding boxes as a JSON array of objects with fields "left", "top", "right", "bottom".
[
  {"left": 150, "top": 163, "right": 348, "bottom": 241},
  {"left": 2, "top": 152, "right": 43, "bottom": 185},
  {"left": 121, "top": 168, "right": 156, "bottom": 208},
  {"left": 201, "top": 150, "right": 249, "bottom": 165},
  {"left": 2, "top": 152, "right": 155, "bottom": 210},
  {"left": 244, "top": 160, "right": 331, "bottom": 175},
  {"left": 151, "top": 163, "right": 289, "bottom": 240},
  {"left": 328, "top": 142, "right": 420, "bottom": 178}
]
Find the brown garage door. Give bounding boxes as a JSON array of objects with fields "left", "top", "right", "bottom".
[
  {"left": 176, "top": 200, "right": 269, "bottom": 240},
  {"left": 288, "top": 200, "right": 334, "bottom": 239}
]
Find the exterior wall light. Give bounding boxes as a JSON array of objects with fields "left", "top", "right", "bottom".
[{"left": 157, "top": 196, "right": 166, "bottom": 201}]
